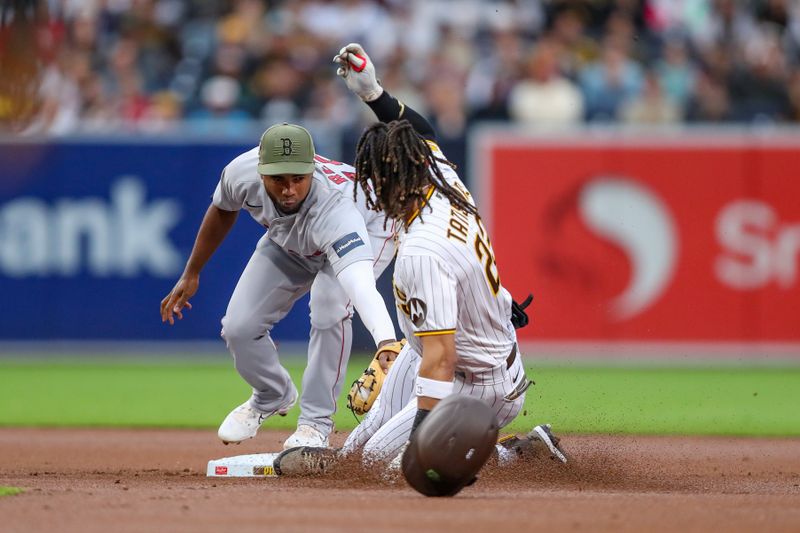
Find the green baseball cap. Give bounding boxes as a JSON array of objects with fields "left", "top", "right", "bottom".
[{"left": 258, "top": 123, "right": 316, "bottom": 175}]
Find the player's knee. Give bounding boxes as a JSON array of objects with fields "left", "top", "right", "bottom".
[
  {"left": 362, "top": 437, "right": 395, "bottom": 464},
  {"left": 360, "top": 441, "right": 382, "bottom": 465},
  {"left": 496, "top": 396, "right": 524, "bottom": 429},
  {"left": 221, "top": 314, "right": 268, "bottom": 347}
]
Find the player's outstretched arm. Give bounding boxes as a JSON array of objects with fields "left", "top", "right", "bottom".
[
  {"left": 160, "top": 204, "right": 238, "bottom": 325},
  {"left": 335, "top": 259, "right": 397, "bottom": 349},
  {"left": 334, "top": 43, "right": 436, "bottom": 141},
  {"left": 366, "top": 91, "right": 436, "bottom": 142}
]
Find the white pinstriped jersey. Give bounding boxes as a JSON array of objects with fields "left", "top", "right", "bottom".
[{"left": 392, "top": 143, "right": 516, "bottom": 374}]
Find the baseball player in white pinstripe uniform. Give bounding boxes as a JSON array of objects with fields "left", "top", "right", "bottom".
[
  {"left": 340, "top": 136, "right": 535, "bottom": 463},
  {"left": 161, "top": 122, "right": 399, "bottom": 449},
  {"left": 327, "top": 43, "right": 567, "bottom": 466}
]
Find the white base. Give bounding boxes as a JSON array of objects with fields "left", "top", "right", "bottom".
[{"left": 206, "top": 452, "right": 280, "bottom": 477}]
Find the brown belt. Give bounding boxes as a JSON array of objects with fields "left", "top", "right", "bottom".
[{"left": 506, "top": 343, "right": 517, "bottom": 370}]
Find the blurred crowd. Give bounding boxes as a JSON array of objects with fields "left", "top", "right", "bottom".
[{"left": 24, "top": 0, "right": 800, "bottom": 136}]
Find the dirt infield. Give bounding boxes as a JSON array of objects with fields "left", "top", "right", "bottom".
[{"left": 1, "top": 428, "right": 799, "bottom": 532}]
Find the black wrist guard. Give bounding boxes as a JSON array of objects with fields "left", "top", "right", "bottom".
[
  {"left": 410, "top": 408, "right": 431, "bottom": 435},
  {"left": 366, "top": 90, "right": 437, "bottom": 141}
]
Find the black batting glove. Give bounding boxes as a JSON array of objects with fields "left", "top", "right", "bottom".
[{"left": 510, "top": 294, "right": 534, "bottom": 329}]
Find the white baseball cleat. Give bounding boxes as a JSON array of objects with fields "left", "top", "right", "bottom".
[
  {"left": 283, "top": 424, "right": 330, "bottom": 450},
  {"left": 218, "top": 391, "right": 297, "bottom": 445},
  {"left": 529, "top": 424, "right": 568, "bottom": 464},
  {"left": 497, "top": 423, "right": 568, "bottom": 464}
]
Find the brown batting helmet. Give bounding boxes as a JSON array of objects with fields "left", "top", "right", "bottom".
[{"left": 401, "top": 394, "right": 499, "bottom": 497}]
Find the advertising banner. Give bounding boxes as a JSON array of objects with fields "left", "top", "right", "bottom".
[
  {"left": 475, "top": 131, "right": 800, "bottom": 343},
  {"left": 0, "top": 139, "right": 311, "bottom": 341}
]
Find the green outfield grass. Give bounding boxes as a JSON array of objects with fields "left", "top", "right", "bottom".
[
  {"left": 0, "top": 487, "right": 24, "bottom": 497},
  {"left": 1, "top": 357, "right": 798, "bottom": 436}
]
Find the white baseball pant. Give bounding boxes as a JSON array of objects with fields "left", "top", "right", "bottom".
[{"left": 342, "top": 342, "right": 528, "bottom": 462}]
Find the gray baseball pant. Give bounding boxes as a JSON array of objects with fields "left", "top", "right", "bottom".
[{"left": 221, "top": 232, "right": 394, "bottom": 435}]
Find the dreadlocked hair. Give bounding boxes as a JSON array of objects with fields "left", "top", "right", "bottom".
[{"left": 354, "top": 119, "right": 477, "bottom": 230}]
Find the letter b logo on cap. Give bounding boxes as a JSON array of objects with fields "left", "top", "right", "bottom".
[
  {"left": 281, "top": 138, "right": 293, "bottom": 156},
  {"left": 258, "top": 123, "right": 316, "bottom": 175}
]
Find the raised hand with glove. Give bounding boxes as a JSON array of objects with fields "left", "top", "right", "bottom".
[
  {"left": 333, "top": 43, "right": 383, "bottom": 102},
  {"left": 333, "top": 42, "right": 437, "bottom": 141}
]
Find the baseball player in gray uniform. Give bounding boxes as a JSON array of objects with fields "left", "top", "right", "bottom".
[
  {"left": 333, "top": 44, "right": 566, "bottom": 466},
  {"left": 161, "top": 122, "right": 398, "bottom": 449}
]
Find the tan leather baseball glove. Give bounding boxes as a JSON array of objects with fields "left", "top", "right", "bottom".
[{"left": 346, "top": 339, "right": 406, "bottom": 415}]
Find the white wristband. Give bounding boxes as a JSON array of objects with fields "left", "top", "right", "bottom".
[{"left": 415, "top": 377, "right": 454, "bottom": 399}]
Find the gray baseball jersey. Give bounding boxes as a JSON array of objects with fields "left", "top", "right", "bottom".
[{"left": 214, "top": 147, "right": 382, "bottom": 276}]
